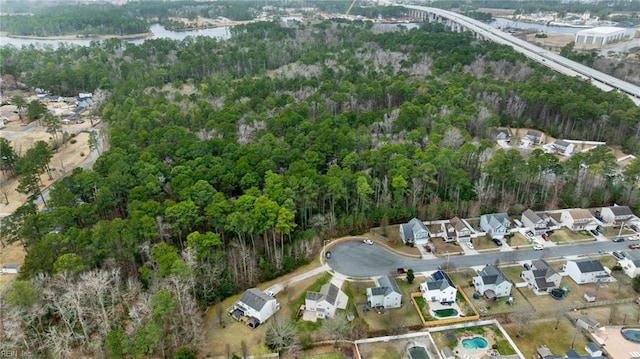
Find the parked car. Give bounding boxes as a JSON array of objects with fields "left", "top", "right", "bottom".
[
  {"left": 613, "top": 251, "right": 626, "bottom": 259},
  {"left": 629, "top": 244, "right": 640, "bottom": 250},
  {"left": 493, "top": 238, "right": 503, "bottom": 246},
  {"left": 523, "top": 263, "right": 532, "bottom": 270},
  {"left": 590, "top": 229, "right": 599, "bottom": 236},
  {"left": 542, "top": 233, "right": 550, "bottom": 241},
  {"left": 397, "top": 268, "right": 408, "bottom": 274},
  {"left": 533, "top": 244, "right": 544, "bottom": 251},
  {"left": 631, "top": 224, "right": 640, "bottom": 233},
  {"left": 525, "top": 231, "right": 535, "bottom": 239},
  {"left": 613, "top": 237, "right": 625, "bottom": 243},
  {"left": 265, "top": 290, "right": 275, "bottom": 297},
  {"left": 363, "top": 239, "right": 374, "bottom": 245},
  {"left": 466, "top": 242, "right": 475, "bottom": 250}
]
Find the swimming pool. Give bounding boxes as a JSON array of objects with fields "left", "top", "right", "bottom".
[
  {"left": 622, "top": 328, "right": 640, "bottom": 343},
  {"left": 408, "top": 346, "right": 430, "bottom": 359},
  {"left": 433, "top": 308, "right": 458, "bottom": 317},
  {"left": 461, "top": 337, "right": 488, "bottom": 349}
]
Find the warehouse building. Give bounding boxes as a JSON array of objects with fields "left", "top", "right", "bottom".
[{"left": 575, "top": 27, "right": 627, "bottom": 46}]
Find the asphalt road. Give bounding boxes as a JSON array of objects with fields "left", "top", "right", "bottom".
[{"left": 326, "top": 239, "right": 631, "bottom": 277}]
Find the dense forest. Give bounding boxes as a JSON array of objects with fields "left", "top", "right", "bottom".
[{"left": 1, "top": 18, "right": 640, "bottom": 358}]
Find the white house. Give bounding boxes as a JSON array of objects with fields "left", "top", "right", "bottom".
[
  {"left": 490, "top": 129, "right": 511, "bottom": 143},
  {"left": 619, "top": 250, "right": 640, "bottom": 278},
  {"left": 561, "top": 209, "right": 597, "bottom": 232},
  {"left": 600, "top": 205, "right": 636, "bottom": 227},
  {"left": 480, "top": 213, "right": 511, "bottom": 239},
  {"left": 442, "top": 217, "right": 472, "bottom": 243},
  {"left": 521, "top": 259, "right": 562, "bottom": 293},
  {"left": 521, "top": 209, "right": 560, "bottom": 235},
  {"left": 552, "top": 139, "right": 575, "bottom": 156},
  {"left": 0, "top": 264, "right": 20, "bottom": 274},
  {"left": 521, "top": 130, "right": 544, "bottom": 147},
  {"left": 399, "top": 218, "right": 430, "bottom": 246},
  {"left": 473, "top": 265, "right": 512, "bottom": 299},
  {"left": 230, "top": 288, "right": 280, "bottom": 328},
  {"left": 366, "top": 275, "right": 402, "bottom": 309},
  {"left": 564, "top": 258, "right": 614, "bottom": 284},
  {"left": 305, "top": 283, "right": 348, "bottom": 319},
  {"left": 585, "top": 342, "right": 603, "bottom": 357},
  {"left": 420, "top": 270, "right": 457, "bottom": 303}
]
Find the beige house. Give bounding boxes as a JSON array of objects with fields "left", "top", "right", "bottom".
[{"left": 561, "top": 209, "right": 598, "bottom": 231}]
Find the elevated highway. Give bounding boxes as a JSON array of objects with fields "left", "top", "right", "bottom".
[{"left": 400, "top": 4, "right": 640, "bottom": 105}]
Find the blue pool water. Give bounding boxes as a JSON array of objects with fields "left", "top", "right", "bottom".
[
  {"left": 622, "top": 328, "right": 640, "bottom": 343},
  {"left": 461, "top": 337, "right": 488, "bottom": 349}
]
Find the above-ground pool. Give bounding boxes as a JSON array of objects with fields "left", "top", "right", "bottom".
[
  {"left": 461, "top": 337, "right": 489, "bottom": 349},
  {"left": 433, "top": 308, "right": 458, "bottom": 317},
  {"left": 622, "top": 328, "right": 640, "bottom": 343},
  {"left": 408, "top": 346, "right": 430, "bottom": 359}
]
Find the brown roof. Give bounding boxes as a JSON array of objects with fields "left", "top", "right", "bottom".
[{"left": 569, "top": 209, "right": 593, "bottom": 220}]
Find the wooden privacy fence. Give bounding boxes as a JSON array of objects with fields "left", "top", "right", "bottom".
[{"left": 411, "top": 286, "right": 480, "bottom": 327}]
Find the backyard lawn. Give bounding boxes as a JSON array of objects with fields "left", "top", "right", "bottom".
[{"left": 504, "top": 318, "right": 589, "bottom": 358}]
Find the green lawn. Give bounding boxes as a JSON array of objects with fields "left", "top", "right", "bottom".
[
  {"left": 300, "top": 354, "right": 346, "bottom": 359},
  {"left": 601, "top": 226, "right": 636, "bottom": 238},
  {"left": 504, "top": 318, "right": 588, "bottom": 358},
  {"left": 549, "top": 228, "right": 592, "bottom": 243}
]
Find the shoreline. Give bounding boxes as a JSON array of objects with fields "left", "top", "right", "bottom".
[{"left": 0, "top": 31, "right": 153, "bottom": 41}]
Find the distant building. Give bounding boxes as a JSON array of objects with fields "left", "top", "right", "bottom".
[
  {"left": 553, "top": 139, "right": 575, "bottom": 156},
  {"left": 0, "top": 264, "right": 20, "bottom": 274},
  {"left": 490, "top": 129, "right": 511, "bottom": 143},
  {"left": 575, "top": 27, "right": 627, "bottom": 46}
]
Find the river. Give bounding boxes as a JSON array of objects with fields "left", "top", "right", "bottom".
[{"left": 0, "top": 23, "right": 232, "bottom": 49}]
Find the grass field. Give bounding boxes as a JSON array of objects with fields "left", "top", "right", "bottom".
[
  {"left": 550, "top": 228, "right": 592, "bottom": 243},
  {"left": 504, "top": 318, "right": 588, "bottom": 358}
]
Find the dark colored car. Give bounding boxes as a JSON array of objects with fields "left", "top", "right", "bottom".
[
  {"left": 493, "top": 238, "right": 503, "bottom": 246},
  {"left": 613, "top": 237, "right": 625, "bottom": 243},
  {"left": 613, "top": 251, "right": 625, "bottom": 259},
  {"left": 590, "top": 229, "right": 599, "bottom": 236}
]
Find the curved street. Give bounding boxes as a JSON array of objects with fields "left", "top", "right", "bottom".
[{"left": 326, "top": 239, "right": 631, "bottom": 277}]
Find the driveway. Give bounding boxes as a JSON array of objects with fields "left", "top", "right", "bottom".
[{"left": 327, "top": 240, "right": 632, "bottom": 278}]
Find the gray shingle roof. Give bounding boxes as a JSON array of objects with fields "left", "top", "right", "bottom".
[
  {"left": 610, "top": 205, "right": 633, "bottom": 216},
  {"left": 377, "top": 275, "right": 401, "bottom": 295},
  {"left": 477, "top": 265, "right": 508, "bottom": 285},
  {"left": 426, "top": 270, "right": 455, "bottom": 291},
  {"left": 370, "top": 287, "right": 388, "bottom": 296},
  {"left": 307, "top": 283, "right": 340, "bottom": 306},
  {"left": 572, "top": 258, "right": 605, "bottom": 273},
  {"left": 523, "top": 208, "right": 541, "bottom": 223},
  {"left": 585, "top": 342, "right": 600, "bottom": 352},
  {"left": 239, "top": 288, "right": 273, "bottom": 311}
]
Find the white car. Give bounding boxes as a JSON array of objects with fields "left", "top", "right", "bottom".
[
  {"left": 363, "top": 239, "right": 374, "bottom": 245},
  {"left": 466, "top": 242, "right": 475, "bottom": 250},
  {"left": 628, "top": 236, "right": 639, "bottom": 241},
  {"left": 533, "top": 244, "right": 544, "bottom": 251}
]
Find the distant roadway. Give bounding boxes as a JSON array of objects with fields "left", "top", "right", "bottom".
[{"left": 326, "top": 240, "right": 629, "bottom": 277}]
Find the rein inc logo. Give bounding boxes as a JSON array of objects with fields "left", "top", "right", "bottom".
[{"left": 0, "top": 348, "right": 29, "bottom": 358}]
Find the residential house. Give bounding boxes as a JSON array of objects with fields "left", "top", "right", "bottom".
[
  {"left": 305, "top": 283, "right": 348, "bottom": 319},
  {"left": 480, "top": 213, "right": 511, "bottom": 239},
  {"left": 600, "top": 205, "right": 636, "bottom": 226},
  {"left": 521, "top": 259, "right": 562, "bottom": 293},
  {"left": 521, "top": 209, "right": 560, "bottom": 235},
  {"left": 399, "top": 218, "right": 430, "bottom": 246},
  {"left": 576, "top": 315, "right": 600, "bottom": 331},
  {"left": 420, "top": 270, "right": 457, "bottom": 303},
  {"left": 366, "top": 275, "right": 402, "bottom": 309},
  {"left": 490, "top": 129, "right": 511, "bottom": 143},
  {"left": 0, "top": 264, "right": 20, "bottom": 274},
  {"left": 553, "top": 139, "right": 575, "bottom": 156},
  {"left": 442, "top": 217, "right": 472, "bottom": 243},
  {"left": 585, "top": 342, "right": 603, "bottom": 357},
  {"left": 565, "top": 348, "right": 607, "bottom": 359},
  {"left": 564, "top": 258, "right": 614, "bottom": 284},
  {"left": 619, "top": 250, "right": 640, "bottom": 278},
  {"left": 473, "top": 265, "right": 512, "bottom": 299},
  {"left": 522, "top": 130, "right": 544, "bottom": 147},
  {"left": 230, "top": 288, "right": 280, "bottom": 328},
  {"left": 561, "top": 209, "right": 598, "bottom": 232},
  {"left": 536, "top": 345, "right": 562, "bottom": 359}
]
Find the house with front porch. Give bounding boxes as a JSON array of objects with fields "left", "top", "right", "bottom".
[
  {"left": 521, "top": 209, "right": 561, "bottom": 235},
  {"left": 442, "top": 217, "right": 472, "bottom": 243},
  {"left": 399, "top": 218, "right": 430, "bottom": 246},
  {"left": 490, "top": 128, "right": 511, "bottom": 143},
  {"left": 521, "top": 259, "right": 562, "bottom": 293},
  {"left": 561, "top": 209, "right": 598, "bottom": 232},
  {"left": 480, "top": 213, "right": 511, "bottom": 239},
  {"left": 420, "top": 270, "right": 457, "bottom": 303},
  {"left": 600, "top": 205, "right": 636, "bottom": 227}
]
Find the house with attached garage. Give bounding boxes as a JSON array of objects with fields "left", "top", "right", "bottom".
[
  {"left": 305, "top": 283, "right": 348, "bottom": 319},
  {"left": 619, "top": 250, "right": 640, "bottom": 278},
  {"left": 366, "top": 275, "right": 402, "bottom": 309},
  {"left": 552, "top": 139, "right": 575, "bottom": 156},
  {"left": 521, "top": 130, "right": 544, "bottom": 147},
  {"left": 230, "top": 288, "right": 280, "bottom": 328},
  {"left": 563, "top": 258, "right": 614, "bottom": 284},
  {"left": 442, "top": 216, "right": 472, "bottom": 243},
  {"left": 561, "top": 209, "right": 598, "bottom": 232},
  {"left": 473, "top": 265, "right": 512, "bottom": 299},
  {"left": 399, "top": 218, "right": 430, "bottom": 246},
  {"left": 521, "top": 259, "right": 562, "bottom": 293},
  {"left": 490, "top": 128, "right": 511, "bottom": 143},
  {"left": 600, "top": 205, "right": 636, "bottom": 227},
  {"left": 480, "top": 213, "right": 511, "bottom": 239},
  {"left": 521, "top": 209, "right": 561, "bottom": 235},
  {"left": 420, "top": 270, "right": 457, "bottom": 303}
]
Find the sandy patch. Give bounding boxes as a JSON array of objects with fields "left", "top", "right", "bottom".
[{"left": 0, "top": 242, "right": 27, "bottom": 290}]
